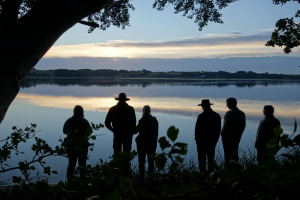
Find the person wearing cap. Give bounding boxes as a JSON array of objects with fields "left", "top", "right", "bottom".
[
  {"left": 221, "top": 97, "right": 246, "bottom": 164},
  {"left": 63, "top": 105, "right": 92, "bottom": 180},
  {"left": 105, "top": 93, "right": 136, "bottom": 155},
  {"left": 255, "top": 105, "right": 281, "bottom": 163},
  {"left": 195, "top": 99, "right": 221, "bottom": 172}
]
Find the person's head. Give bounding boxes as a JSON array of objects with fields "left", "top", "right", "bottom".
[
  {"left": 142, "top": 105, "right": 151, "bottom": 119},
  {"left": 198, "top": 99, "right": 213, "bottom": 111},
  {"left": 263, "top": 105, "right": 274, "bottom": 117},
  {"left": 74, "top": 105, "right": 84, "bottom": 117},
  {"left": 226, "top": 97, "right": 237, "bottom": 109},
  {"left": 115, "top": 93, "right": 130, "bottom": 102},
  {"left": 201, "top": 104, "right": 210, "bottom": 111}
]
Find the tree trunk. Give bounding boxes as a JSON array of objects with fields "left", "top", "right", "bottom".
[
  {"left": 0, "top": 0, "right": 113, "bottom": 124},
  {"left": 0, "top": 71, "right": 22, "bottom": 123}
]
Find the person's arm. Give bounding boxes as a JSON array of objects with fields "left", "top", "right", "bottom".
[
  {"left": 131, "top": 107, "right": 136, "bottom": 134},
  {"left": 242, "top": 112, "right": 246, "bottom": 133},
  {"left": 133, "top": 107, "right": 136, "bottom": 129},
  {"left": 105, "top": 109, "right": 114, "bottom": 133},
  {"left": 63, "top": 119, "right": 70, "bottom": 135},
  {"left": 155, "top": 119, "right": 159, "bottom": 144},
  {"left": 221, "top": 112, "right": 228, "bottom": 138},
  {"left": 134, "top": 121, "right": 141, "bottom": 135},
  {"left": 85, "top": 119, "right": 93, "bottom": 136},
  {"left": 255, "top": 120, "right": 267, "bottom": 149},
  {"left": 214, "top": 114, "right": 222, "bottom": 146},
  {"left": 195, "top": 115, "right": 201, "bottom": 141}
]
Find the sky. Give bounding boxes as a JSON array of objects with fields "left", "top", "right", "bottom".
[{"left": 36, "top": 0, "right": 300, "bottom": 74}]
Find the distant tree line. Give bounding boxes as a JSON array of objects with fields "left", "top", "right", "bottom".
[{"left": 27, "top": 69, "right": 300, "bottom": 80}]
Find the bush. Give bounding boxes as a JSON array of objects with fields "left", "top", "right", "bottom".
[{"left": 0, "top": 122, "right": 299, "bottom": 200}]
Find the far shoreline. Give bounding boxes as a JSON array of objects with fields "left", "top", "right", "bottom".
[{"left": 24, "top": 77, "right": 300, "bottom": 81}]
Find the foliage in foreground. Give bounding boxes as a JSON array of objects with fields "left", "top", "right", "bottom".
[{"left": 0, "top": 122, "right": 299, "bottom": 200}]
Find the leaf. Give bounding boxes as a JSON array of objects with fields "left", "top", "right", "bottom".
[
  {"left": 266, "top": 137, "right": 279, "bottom": 149},
  {"left": 105, "top": 193, "right": 119, "bottom": 200},
  {"left": 119, "top": 176, "right": 132, "bottom": 190},
  {"left": 158, "top": 137, "right": 171, "bottom": 150},
  {"left": 90, "top": 135, "right": 96, "bottom": 140},
  {"left": 12, "top": 176, "right": 22, "bottom": 183},
  {"left": 281, "top": 138, "right": 294, "bottom": 148},
  {"left": 175, "top": 156, "right": 183, "bottom": 163},
  {"left": 274, "top": 126, "right": 283, "bottom": 136},
  {"left": 293, "top": 117, "right": 297, "bottom": 134},
  {"left": 293, "top": 134, "right": 300, "bottom": 145},
  {"left": 178, "top": 148, "right": 187, "bottom": 155},
  {"left": 267, "top": 146, "right": 281, "bottom": 156},
  {"left": 155, "top": 154, "right": 167, "bottom": 170},
  {"left": 167, "top": 126, "right": 179, "bottom": 142},
  {"left": 282, "top": 134, "right": 289, "bottom": 140}
]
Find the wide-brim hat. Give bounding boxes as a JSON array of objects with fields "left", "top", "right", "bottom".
[
  {"left": 115, "top": 93, "right": 130, "bottom": 101},
  {"left": 198, "top": 99, "right": 213, "bottom": 106}
]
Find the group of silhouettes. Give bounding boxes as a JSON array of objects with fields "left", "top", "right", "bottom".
[{"left": 63, "top": 93, "right": 281, "bottom": 179}]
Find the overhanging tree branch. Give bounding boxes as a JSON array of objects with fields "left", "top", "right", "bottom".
[{"left": 78, "top": 20, "right": 99, "bottom": 28}]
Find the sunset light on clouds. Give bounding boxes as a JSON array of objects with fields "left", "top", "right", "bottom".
[{"left": 45, "top": 32, "right": 290, "bottom": 59}]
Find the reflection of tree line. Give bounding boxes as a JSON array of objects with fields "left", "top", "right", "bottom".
[{"left": 21, "top": 78, "right": 300, "bottom": 89}]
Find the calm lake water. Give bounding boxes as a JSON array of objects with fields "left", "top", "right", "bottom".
[{"left": 1, "top": 79, "right": 300, "bottom": 183}]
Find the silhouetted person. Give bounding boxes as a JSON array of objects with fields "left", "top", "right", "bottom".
[
  {"left": 135, "top": 105, "right": 159, "bottom": 178},
  {"left": 195, "top": 99, "right": 221, "bottom": 172},
  {"left": 105, "top": 93, "right": 136, "bottom": 155},
  {"left": 221, "top": 97, "right": 246, "bottom": 164},
  {"left": 63, "top": 105, "right": 92, "bottom": 180},
  {"left": 255, "top": 105, "right": 281, "bottom": 163}
]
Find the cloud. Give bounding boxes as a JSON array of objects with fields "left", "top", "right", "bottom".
[
  {"left": 229, "top": 31, "right": 242, "bottom": 35},
  {"left": 44, "top": 32, "right": 300, "bottom": 59},
  {"left": 97, "top": 33, "right": 269, "bottom": 48}
]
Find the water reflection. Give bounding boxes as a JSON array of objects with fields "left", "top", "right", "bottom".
[
  {"left": 22, "top": 78, "right": 300, "bottom": 89},
  {"left": 17, "top": 93, "right": 300, "bottom": 127},
  {"left": 0, "top": 79, "right": 299, "bottom": 183}
]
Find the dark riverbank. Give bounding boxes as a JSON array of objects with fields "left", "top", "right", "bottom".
[{"left": 27, "top": 68, "right": 300, "bottom": 80}]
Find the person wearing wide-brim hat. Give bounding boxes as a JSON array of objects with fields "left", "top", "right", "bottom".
[
  {"left": 105, "top": 93, "right": 136, "bottom": 155},
  {"left": 195, "top": 99, "right": 221, "bottom": 172}
]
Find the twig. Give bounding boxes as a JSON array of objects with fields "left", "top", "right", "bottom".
[
  {"left": 286, "top": 184, "right": 300, "bottom": 200},
  {"left": 0, "top": 153, "right": 55, "bottom": 173}
]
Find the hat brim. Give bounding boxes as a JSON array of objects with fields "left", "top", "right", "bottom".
[
  {"left": 198, "top": 103, "right": 213, "bottom": 106},
  {"left": 115, "top": 98, "right": 130, "bottom": 101}
]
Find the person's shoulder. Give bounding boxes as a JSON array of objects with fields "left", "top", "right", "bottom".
[
  {"left": 151, "top": 115, "right": 158, "bottom": 121},
  {"left": 212, "top": 110, "right": 221, "bottom": 117},
  {"left": 197, "top": 112, "right": 204, "bottom": 119},
  {"left": 151, "top": 116, "right": 159, "bottom": 126},
  {"left": 127, "top": 104, "right": 135, "bottom": 110},
  {"left": 127, "top": 104, "right": 135, "bottom": 112},
  {"left": 82, "top": 117, "right": 90, "bottom": 124},
  {"left": 64, "top": 117, "right": 73, "bottom": 124},
  {"left": 262, "top": 117, "right": 278, "bottom": 125},
  {"left": 272, "top": 116, "right": 281, "bottom": 124},
  {"left": 108, "top": 104, "right": 118, "bottom": 113},
  {"left": 237, "top": 107, "right": 245, "bottom": 114},
  {"left": 109, "top": 104, "right": 117, "bottom": 109},
  {"left": 138, "top": 117, "right": 146, "bottom": 123},
  {"left": 224, "top": 110, "right": 231, "bottom": 116}
]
